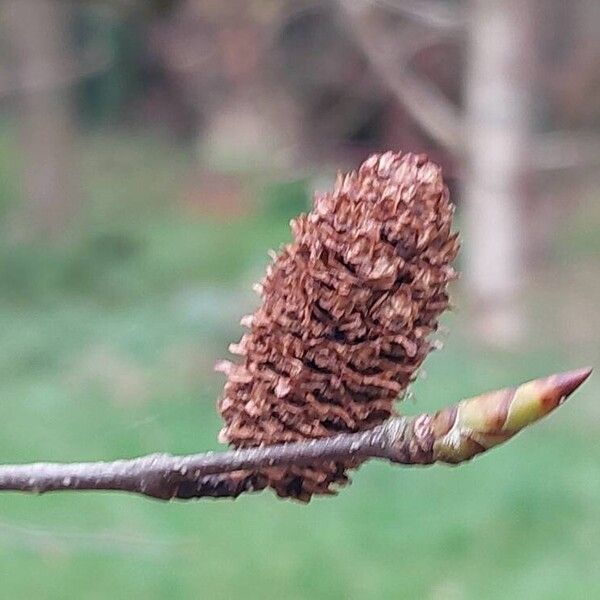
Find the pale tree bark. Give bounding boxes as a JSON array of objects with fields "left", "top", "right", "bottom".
[
  {"left": 3, "top": 0, "right": 77, "bottom": 237},
  {"left": 462, "top": 0, "right": 534, "bottom": 347}
]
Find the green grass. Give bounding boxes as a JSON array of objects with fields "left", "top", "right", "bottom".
[{"left": 0, "top": 126, "right": 598, "bottom": 599}]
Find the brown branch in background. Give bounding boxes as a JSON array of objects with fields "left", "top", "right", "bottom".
[
  {"left": 337, "top": 0, "right": 463, "bottom": 153},
  {"left": 339, "top": 2, "right": 600, "bottom": 173},
  {"left": 0, "top": 368, "right": 590, "bottom": 501},
  {"left": 370, "top": 0, "right": 466, "bottom": 30}
]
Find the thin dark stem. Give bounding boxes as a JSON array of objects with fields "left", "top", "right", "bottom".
[
  {"left": 0, "top": 418, "right": 413, "bottom": 501},
  {"left": 0, "top": 368, "right": 589, "bottom": 501}
]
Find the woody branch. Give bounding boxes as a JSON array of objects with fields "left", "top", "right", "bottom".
[{"left": 0, "top": 369, "right": 590, "bottom": 501}]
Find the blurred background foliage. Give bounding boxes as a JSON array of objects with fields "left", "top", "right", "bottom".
[{"left": 0, "top": 0, "right": 599, "bottom": 598}]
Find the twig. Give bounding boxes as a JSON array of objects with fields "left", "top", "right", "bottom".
[
  {"left": 0, "top": 368, "right": 590, "bottom": 501},
  {"left": 530, "top": 132, "right": 600, "bottom": 172},
  {"left": 338, "top": 0, "right": 463, "bottom": 153},
  {"left": 368, "top": 0, "right": 466, "bottom": 30},
  {"left": 338, "top": 1, "right": 600, "bottom": 175}
]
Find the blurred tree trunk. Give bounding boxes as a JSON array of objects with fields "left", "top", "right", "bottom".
[
  {"left": 4, "top": 0, "right": 77, "bottom": 237},
  {"left": 462, "top": 0, "right": 534, "bottom": 347}
]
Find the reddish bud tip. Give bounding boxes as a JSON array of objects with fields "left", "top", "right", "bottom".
[{"left": 552, "top": 367, "right": 593, "bottom": 400}]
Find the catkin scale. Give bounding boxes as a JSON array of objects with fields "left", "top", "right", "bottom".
[{"left": 217, "top": 151, "right": 459, "bottom": 501}]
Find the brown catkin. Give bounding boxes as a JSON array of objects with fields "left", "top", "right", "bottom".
[{"left": 216, "top": 151, "right": 459, "bottom": 501}]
